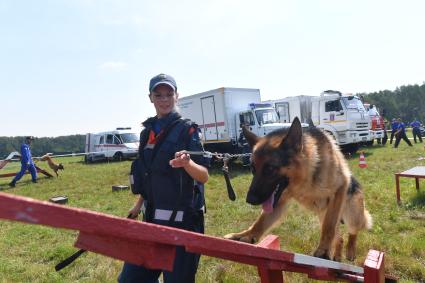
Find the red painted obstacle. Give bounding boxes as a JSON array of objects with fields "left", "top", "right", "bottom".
[
  {"left": 0, "top": 165, "right": 53, "bottom": 178},
  {"left": 0, "top": 193, "right": 391, "bottom": 282}
]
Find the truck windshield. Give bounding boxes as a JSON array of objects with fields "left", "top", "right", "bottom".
[
  {"left": 117, "top": 133, "right": 139, "bottom": 143},
  {"left": 255, "top": 109, "right": 279, "bottom": 125},
  {"left": 341, "top": 97, "right": 366, "bottom": 111}
]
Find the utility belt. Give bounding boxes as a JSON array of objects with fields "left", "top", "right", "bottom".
[{"left": 142, "top": 201, "right": 204, "bottom": 233}]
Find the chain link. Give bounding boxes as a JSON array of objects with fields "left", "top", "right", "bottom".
[{"left": 182, "top": 150, "right": 251, "bottom": 160}]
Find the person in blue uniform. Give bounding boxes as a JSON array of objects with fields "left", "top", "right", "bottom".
[
  {"left": 9, "top": 136, "right": 37, "bottom": 187},
  {"left": 394, "top": 118, "right": 413, "bottom": 148},
  {"left": 389, "top": 118, "right": 399, "bottom": 144},
  {"left": 410, "top": 119, "right": 423, "bottom": 143},
  {"left": 118, "top": 74, "right": 209, "bottom": 283}
]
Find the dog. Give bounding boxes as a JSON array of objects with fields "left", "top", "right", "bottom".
[
  {"left": 225, "top": 117, "right": 372, "bottom": 261},
  {"left": 40, "top": 154, "right": 64, "bottom": 177}
]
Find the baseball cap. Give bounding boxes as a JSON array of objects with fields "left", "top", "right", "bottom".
[
  {"left": 25, "top": 136, "right": 35, "bottom": 140},
  {"left": 149, "top": 73, "right": 177, "bottom": 93}
]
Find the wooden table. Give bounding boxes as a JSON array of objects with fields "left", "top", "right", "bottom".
[{"left": 395, "top": 166, "right": 425, "bottom": 204}]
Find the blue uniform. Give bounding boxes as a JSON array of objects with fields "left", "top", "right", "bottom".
[
  {"left": 394, "top": 122, "right": 413, "bottom": 148},
  {"left": 11, "top": 143, "right": 37, "bottom": 184},
  {"left": 119, "top": 112, "right": 208, "bottom": 283},
  {"left": 410, "top": 120, "right": 423, "bottom": 143},
  {"left": 390, "top": 120, "right": 399, "bottom": 144}
]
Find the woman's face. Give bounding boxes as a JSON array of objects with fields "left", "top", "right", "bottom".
[{"left": 149, "top": 84, "right": 178, "bottom": 118}]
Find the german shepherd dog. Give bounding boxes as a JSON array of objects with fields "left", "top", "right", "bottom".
[
  {"left": 225, "top": 117, "right": 372, "bottom": 261},
  {"left": 40, "top": 154, "right": 64, "bottom": 177}
]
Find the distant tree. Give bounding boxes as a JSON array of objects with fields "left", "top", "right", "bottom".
[
  {"left": 0, "top": 135, "right": 85, "bottom": 159},
  {"left": 359, "top": 82, "right": 425, "bottom": 124}
]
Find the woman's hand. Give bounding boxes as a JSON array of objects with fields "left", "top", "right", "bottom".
[
  {"left": 128, "top": 204, "right": 141, "bottom": 219},
  {"left": 169, "top": 151, "right": 191, "bottom": 168}
]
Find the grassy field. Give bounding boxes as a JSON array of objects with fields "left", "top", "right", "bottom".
[{"left": 0, "top": 140, "right": 424, "bottom": 282}]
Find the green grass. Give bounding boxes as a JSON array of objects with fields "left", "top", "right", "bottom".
[{"left": 1, "top": 141, "right": 425, "bottom": 282}]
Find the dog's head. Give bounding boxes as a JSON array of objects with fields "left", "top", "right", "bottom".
[
  {"left": 58, "top": 164, "right": 64, "bottom": 170},
  {"left": 243, "top": 117, "right": 303, "bottom": 213}
]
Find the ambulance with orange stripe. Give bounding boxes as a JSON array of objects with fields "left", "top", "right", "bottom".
[
  {"left": 85, "top": 127, "right": 139, "bottom": 162},
  {"left": 178, "top": 87, "right": 292, "bottom": 153}
]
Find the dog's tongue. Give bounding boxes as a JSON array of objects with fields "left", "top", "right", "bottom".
[{"left": 262, "top": 193, "right": 274, "bottom": 214}]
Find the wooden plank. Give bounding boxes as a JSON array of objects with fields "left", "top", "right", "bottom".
[
  {"left": 0, "top": 193, "right": 294, "bottom": 263},
  {"left": 76, "top": 232, "right": 176, "bottom": 271},
  {"left": 35, "top": 165, "right": 53, "bottom": 178},
  {"left": 0, "top": 166, "right": 53, "bottom": 178},
  {"left": 0, "top": 160, "right": 9, "bottom": 170}
]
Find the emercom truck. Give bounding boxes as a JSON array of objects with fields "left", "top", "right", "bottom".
[
  {"left": 178, "top": 87, "right": 292, "bottom": 153},
  {"left": 267, "top": 90, "right": 371, "bottom": 153},
  {"left": 85, "top": 127, "right": 139, "bottom": 162}
]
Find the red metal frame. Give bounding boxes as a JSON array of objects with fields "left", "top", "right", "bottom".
[{"left": 0, "top": 193, "right": 391, "bottom": 282}]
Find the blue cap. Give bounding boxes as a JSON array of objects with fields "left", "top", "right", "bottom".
[{"left": 149, "top": 73, "right": 177, "bottom": 93}]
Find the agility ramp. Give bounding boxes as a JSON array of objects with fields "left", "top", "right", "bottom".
[
  {"left": 0, "top": 152, "right": 20, "bottom": 170},
  {"left": 0, "top": 192, "right": 392, "bottom": 282},
  {"left": 0, "top": 151, "right": 53, "bottom": 178}
]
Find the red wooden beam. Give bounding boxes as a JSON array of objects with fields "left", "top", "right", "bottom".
[
  {"left": 0, "top": 193, "right": 379, "bottom": 282},
  {"left": 0, "top": 166, "right": 53, "bottom": 178},
  {"left": 0, "top": 193, "right": 297, "bottom": 263},
  {"left": 76, "top": 232, "right": 176, "bottom": 271}
]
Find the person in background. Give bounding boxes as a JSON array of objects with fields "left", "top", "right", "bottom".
[
  {"left": 389, "top": 118, "right": 399, "bottom": 144},
  {"left": 410, "top": 118, "right": 423, "bottom": 143},
  {"left": 394, "top": 118, "right": 413, "bottom": 148},
  {"left": 238, "top": 123, "right": 251, "bottom": 166},
  {"left": 118, "top": 74, "right": 209, "bottom": 283},
  {"left": 9, "top": 136, "right": 37, "bottom": 187}
]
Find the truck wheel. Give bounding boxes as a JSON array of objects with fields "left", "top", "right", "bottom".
[{"left": 114, "top": 152, "right": 123, "bottom": 162}]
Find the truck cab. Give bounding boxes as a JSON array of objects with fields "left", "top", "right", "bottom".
[
  {"left": 237, "top": 103, "right": 289, "bottom": 138},
  {"left": 85, "top": 127, "right": 139, "bottom": 162},
  {"left": 311, "top": 91, "right": 370, "bottom": 147}
]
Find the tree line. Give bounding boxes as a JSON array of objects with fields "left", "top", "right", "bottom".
[
  {"left": 359, "top": 82, "right": 425, "bottom": 123},
  {"left": 0, "top": 135, "right": 85, "bottom": 159}
]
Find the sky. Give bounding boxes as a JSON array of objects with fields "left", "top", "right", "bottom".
[{"left": 1, "top": 0, "right": 424, "bottom": 137}]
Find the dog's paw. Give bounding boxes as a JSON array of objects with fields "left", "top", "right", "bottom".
[
  {"left": 224, "top": 233, "right": 257, "bottom": 244},
  {"left": 346, "top": 249, "right": 356, "bottom": 261},
  {"left": 313, "top": 248, "right": 331, "bottom": 260}
]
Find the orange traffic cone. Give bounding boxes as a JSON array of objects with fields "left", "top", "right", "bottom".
[{"left": 359, "top": 151, "right": 367, "bottom": 168}]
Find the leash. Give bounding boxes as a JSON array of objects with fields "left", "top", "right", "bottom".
[
  {"left": 182, "top": 151, "right": 252, "bottom": 201},
  {"left": 55, "top": 214, "right": 132, "bottom": 271}
]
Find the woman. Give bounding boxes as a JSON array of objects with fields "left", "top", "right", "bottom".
[{"left": 118, "top": 74, "right": 209, "bottom": 283}]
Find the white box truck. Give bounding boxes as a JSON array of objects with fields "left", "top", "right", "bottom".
[
  {"left": 85, "top": 127, "right": 139, "bottom": 162},
  {"left": 267, "top": 90, "right": 371, "bottom": 153},
  {"left": 178, "top": 87, "right": 292, "bottom": 153}
]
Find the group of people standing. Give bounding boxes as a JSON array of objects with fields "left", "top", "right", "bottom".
[{"left": 389, "top": 118, "right": 423, "bottom": 148}]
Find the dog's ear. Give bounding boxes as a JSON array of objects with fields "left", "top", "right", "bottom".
[
  {"left": 242, "top": 125, "right": 259, "bottom": 148},
  {"left": 279, "top": 117, "right": 302, "bottom": 152}
]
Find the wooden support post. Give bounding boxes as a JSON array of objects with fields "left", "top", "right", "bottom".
[
  {"left": 257, "top": 235, "right": 284, "bottom": 283},
  {"left": 364, "top": 249, "right": 385, "bottom": 283}
]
